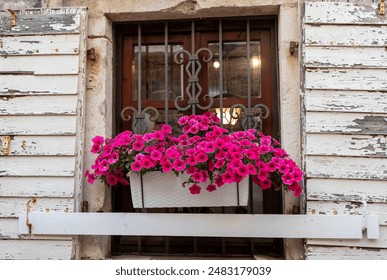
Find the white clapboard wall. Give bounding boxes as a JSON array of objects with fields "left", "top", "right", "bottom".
[
  {"left": 0, "top": 8, "right": 87, "bottom": 259},
  {"left": 303, "top": 1, "right": 387, "bottom": 259}
]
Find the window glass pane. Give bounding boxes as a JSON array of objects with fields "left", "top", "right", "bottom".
[
  {"left": 132, "top": 44, "right": 183, "bottom": 101},
  {"left": 208, "top": 41, "right": 261, "bottom": 99}
]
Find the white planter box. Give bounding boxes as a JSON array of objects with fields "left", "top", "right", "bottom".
[{"left": 129, "top": 172, "right": 249, "bottom": 208}]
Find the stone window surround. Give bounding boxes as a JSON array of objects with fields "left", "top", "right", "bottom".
[{"left": 44, "top": 0, "right": 302, "bottom": 259}]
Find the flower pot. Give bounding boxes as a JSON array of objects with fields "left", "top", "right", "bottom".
[{"left": 129, "top": 172, "right": 249, "bottom": 208}]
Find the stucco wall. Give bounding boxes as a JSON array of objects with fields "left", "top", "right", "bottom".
[{"left": 1, "top": 0, "right": 302, "bottom": 259}]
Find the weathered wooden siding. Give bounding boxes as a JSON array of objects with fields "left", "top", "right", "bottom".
[
  {"left": 0, "top": 8, "right": 87, "bottom": 260},
  {"left": 303, "top": 1, "right": 387, "bottom": 260}
]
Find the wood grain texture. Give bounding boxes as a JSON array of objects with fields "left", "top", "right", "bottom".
[
  {"left": 0, "top": 55, "right": 79, "bottom": 75},
  {"left": 306, "top": 134, "right": 387, "bottom": 157},
  {"left": 303, "top": 1, "right": 387, "bottom": 259},
  {"left": 0, "top": 240, "right": 73, "bottom": 259},
  {"left": 0, "top": 197, "right": 74, "bottom": 218},
  {"left": 3, "top": 136, "right": 76, "bottom": 156},
  {"left": 0, "top": 95, "right": 78, "bottom": 115},
  {"left": 307, "top": 201, "right": 387, "bottom": 225},
  {"left": 305, "top": 112, "right": 387, "bottom": 135},
  {"left": 0, "top": 12, "right": 80, "bottom": 35},
  {"left": 304, "top": 90, "right": 387, "bottom": 113},
  {"left": 304, "top": 25, "right": 387, "bottom": 47},
  {"left": 1, "top": 115, "right": 77, "bottom": 135},
  {"left": 0, "top": 7, "right": 87, "bottom": 260},
  {"left": 0, "top": 156, "right": 76, "bottom": 176},
  {"left": 305, "top": 68, "right": 387, "bottom": 91},
  {"left": 305, "top": 155, "right": 387, "bottom": 180},
  {"left": 0, "top": 75, "right": 79, "bottom": 94},
  {"left": 0, "top": 177, "right": 74, "bottom": 197},
  {"left": 307, "top": 178, "right": 387, "bottom": 203},
  {"left": 0, "top": 34, "right": 80, "bottom": 56},
  {"left": 306, "top": 245, "right": 387, "bottom": 260},
  {"left": 305, "top": 2, "right": 385, "bottom": 25},
  {"left": 304, "top": 47, "right": 387, "bottom": 68}
]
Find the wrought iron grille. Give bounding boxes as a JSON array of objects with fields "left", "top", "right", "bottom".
[
  {"left": 114, "top": 17, "right": 281, "bottom": 257},
  {"left": 120, "top": 20, "right": 270, "bottom": 134}
]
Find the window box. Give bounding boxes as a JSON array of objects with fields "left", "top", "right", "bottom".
[{"left": 129, "top": 171, "right": 249, "bottom": 208}]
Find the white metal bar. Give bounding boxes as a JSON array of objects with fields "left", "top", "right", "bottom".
[{"left": 18, "top": 213, "right": 379, "bottom": 239}]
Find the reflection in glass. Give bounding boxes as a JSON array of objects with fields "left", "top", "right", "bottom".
[
  {"left": 133, "top": 44, "right": 183, "bottom": 101},
  {"left": 208, "top": 41, "right": 261, "bottom": 99},
  {"left": 215, "top": 107, "right": 241, "bottom": 126}
]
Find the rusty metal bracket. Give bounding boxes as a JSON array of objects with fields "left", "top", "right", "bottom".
[
  {"left": 87, "top": 48, "right": 96, "bottom": 61},
  {"left": 381, "top": 0, "right": 385, "bottom": 15},
  {"left": 26, "top": 198, "right": 37, "bottom": 234},
  {"left": 289, "top": 41, "right": 299, "bottom": 56},
  {"left": 1, "top": 136, "right": 11, "bottom": 156},
  {"left": 6, "top": 9, "right": 16, "bottom": 27}
]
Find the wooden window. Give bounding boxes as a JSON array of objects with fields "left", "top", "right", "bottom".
[{"left": 113, "top": 17, "right": 281, "bottom": 257}]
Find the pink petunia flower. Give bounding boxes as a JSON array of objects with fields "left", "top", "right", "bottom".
[
  {"left": 229, "top": 159, "right": 243, "bottom": 171},
  {"left": 192, "top": 171, "right": 204, "bottom": 183},
  {"left": 87, "top": 173, "right": 96, "bottom": 184},
  {"left": 98, "top": 159, "right": 110, "bottom": 172},
  {"left": 142, "top": 157, "right": 155, "bottom": 169},
  {"left": 107, "top": 174, "right": 118, "bottom": 186},
  {"left": 92, "top": 135, "right": 104, "bottom": 146},
  {"left": 178, "top": 116, "right": 189, "bottom": 125},
  {"left": 161, "top": 124, "right": 172, "bottom": 134},
  {"left": 201, "top": 170, "right": 209, "bottom": 182},
  {"left": 215, "top": 175, "right": 224, "bottom": 187},
  {"left": 266, "top": 160, "right": 277, "bottom": 172},
  {"left": 214, "top": 159, "right": 225, "bottom": 169},
  {"left": 257, "top": 169, "right": 268, "bottom": 181},
  {"left": 244, "top": 149, "right": 257, "bottom": 160},
  {"left": 131, "top": 161, "right": 143, "bottom": 172},
  {"left": 150, "top": 150, "right": 162, "bottom": 161},
  {"left": 186, "top": 148, "right": 197, "bottom": 156},
  {"left": 246, "top": 163, "right": 257, "bottom": 175},
  {"left": 161, "top": 161, "right": 173, "bottom": 173},
  {"left": 186, "top": 155, "right": 198, "bottom": 166},
  {"left": 282, "top": 172, "right": 294, "bottom": 185},
  {"left": 132, "top": 141, "right": 144, "bottom": 151},
  {"left": 215, "top": 150, "right": 227, "bottom": 160},
  {"left": 189, "top": 184, "right": 201, "bottom": 195},
  {"left": 108, "top": 152, "right": 119, "bottom": 164},
  {"left": 91, "top": 144, "right": 101, "bottom": 154},
  {"left": 186, "top": 166, "right": 198, "bottom": 175},
  {"left": 206, "top": 184, "right": 217, "bottom": 192},
  {"left": 204, "top": 141, "right": 216, "bottom": 153},
  {"left": 196, "top": 151, "right": 208, "bottom": 163},
  {"left": 292, "top": 169, "right": 303, "bottom": 182},
  {"left": 278, "top": 160, "right": 290, "bottom": 174},
  {"left": 173, "top": 158, "right": 186, "bottom": 171},
  {"left": 259, "top": 179, "right": 272, "bottom": 190},
  {"left": 237, "top": 165, "right": 249, "bottom": 177},
  {"left": 222, "top": 171, "right": 235, "bottom": 184}
]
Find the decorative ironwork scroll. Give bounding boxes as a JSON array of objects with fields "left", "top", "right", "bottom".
[
  {"left": 121, "top": 106, "right": 159, "bottom": 135},
  {"left": 230, "top": 103, "right": 270, "bottom": 131},
  {"left": 174, "top": 47, "right": 214, "bottom": 114}
]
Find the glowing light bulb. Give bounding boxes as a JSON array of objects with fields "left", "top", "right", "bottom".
[
  {"left": 251, "top": 57, "right": 260, "bottom": 67},
  {"left": 213, "top": 61, "right": 220, "bottom": 69}
]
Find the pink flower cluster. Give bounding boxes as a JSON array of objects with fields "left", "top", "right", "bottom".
[{"left": 86, "top": 112, "right": 303, "bottom": 197}]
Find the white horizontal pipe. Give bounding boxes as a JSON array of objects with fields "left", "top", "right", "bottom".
[{"left": 18, "top": 213, "right": 379, "bottom": 239}]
